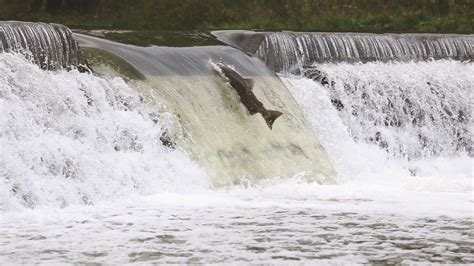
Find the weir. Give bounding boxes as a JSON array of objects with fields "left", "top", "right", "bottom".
[
  {"left": 213, "top": 30, "right": 473, "bottom": 72},
  {"left": 214, "top": 30, "right": 473, "bottom": 160},
  {"left": 0, "top": 21, "right": 84, "bottom": 70},
  {"left": 1, "top": 16, "right": 474, "bottom": 263},
  {"left": 0, "top": 21, "right": 336, "bottom": 187},
  {"left": 75, "top": 33, "right": 335, "bottom": 186},
  {"left": 0, "top": 21, "right": 336, "bottom": 186},
  {"left": 2, "top": 21, "right": 470, "bottom": 190},
  {"left": 304, "top": 61, "right": 472, "bottom": 159}
]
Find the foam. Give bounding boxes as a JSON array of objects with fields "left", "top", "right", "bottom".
[{"left": 0, "top": 53, "right": 209, "bottom": 211}]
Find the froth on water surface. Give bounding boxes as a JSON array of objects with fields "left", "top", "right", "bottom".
[
  {"left": 282, "top": 60, "right": 473, "bottom": 187},
  {"left": 0, "top": 53, "right": 209, "bottom": 211},
  {"left": 301, "top": 60, "right": 473, "bottom": 159},
  {"left": 0, "top": 31, "right": 473, "bottom": 264},
  {"left": 77, "top": 33, "right": 336, "bottom": 186},
  {"left": 1, "top": 180, "right": 473, "bottom": 264}
]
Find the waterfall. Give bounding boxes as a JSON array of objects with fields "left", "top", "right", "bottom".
[
  {"left": 303, "top": 60, "right": 473, "bottom": 160},
  {"left": 0, "top": 21, "right": 84, "bottom": 70},
  {"left": 214, "top": 30, "right": 473, "bottom": 161},
  {"left": 1, "top": 23, "right": 473, "bottom": 265},
  {"left": 77, "top": 33, "right": 336, "bottom": 186},
  {"left": 0, "top": 52, "right": 209, "bottom": 210},
  {"left": 1, "top": 24, "right": 471, "bottom": 210},
  {"left": 213, "top": 31, "right": 473, "bottom": 72}
]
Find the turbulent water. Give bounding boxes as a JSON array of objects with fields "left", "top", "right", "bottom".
[
  {"left": 303, "top": 60, "right": 473, "bottom": 159},
  {"left": 1, "top": 52, "right": 472, "bottom": 264},
  {"left": 0, "top": 53, "right": 209, "bottom": 211},
  {"left": 77, "top": 33, "right": 335, "bottom": 186},
  {"left": 281, "top": 63, "right": 473, "bottom": 187}
]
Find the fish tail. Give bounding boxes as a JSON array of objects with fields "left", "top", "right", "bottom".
[{"left": 263, "top": 110, "right": 283, "bottom": 130}]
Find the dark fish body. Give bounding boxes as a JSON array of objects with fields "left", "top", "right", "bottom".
[{"left": 219, "top": 65, "right": 283, "bottom": 129}]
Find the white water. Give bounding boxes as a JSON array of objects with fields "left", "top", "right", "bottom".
[
  {"left": 1, "top": 54, "right": 473, "bottom": 264},
  {"left": 0, "top": 53, "right": 209, "bottom": 212},
  {"left": 283, "top": 60, "right": 473, "bottom": 183},
  {"left": 77, "top": 33, "right": 336, "bottom": 186},
  {"left": 305, "top": 60, "right": 473, "bottom": 159}
]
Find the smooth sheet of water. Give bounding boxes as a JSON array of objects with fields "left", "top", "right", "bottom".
[
  {"left": 212, "top": 30, "right": 473, "bottom": 72},
  {"left": 77, "top": 33, "right": 336, "bottom": 186},
  {"left": 0, "top": 54, "right": 472, "bottom": 264}
]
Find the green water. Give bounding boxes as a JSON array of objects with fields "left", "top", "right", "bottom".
[{"left": 74, "top": 29, "right": 220, "bottom": 47}]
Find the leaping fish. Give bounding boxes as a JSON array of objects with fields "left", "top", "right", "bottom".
[{"left": 218, "top": 65, "right": 283, "bottom": 130}]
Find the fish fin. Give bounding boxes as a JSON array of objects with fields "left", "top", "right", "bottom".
[
  {"left": 244, "top": 78, "right": 255, "bottom": 89},
  {"left": 263, "top": 110, "right": 283, "bottom": 130}
]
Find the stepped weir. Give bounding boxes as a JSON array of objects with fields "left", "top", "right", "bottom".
[
  {"left": 0, "top": 21, "right": 84, "bottom": 70},
  {"left": 213, "top": 30, "right": 473, "bottom": 72}
]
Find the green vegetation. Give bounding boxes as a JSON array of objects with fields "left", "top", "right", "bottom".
[{"left": 0, "top": 0, "right": 472, "bottom": 33}]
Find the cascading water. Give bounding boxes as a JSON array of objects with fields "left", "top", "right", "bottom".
[
  {"left": 0, "top": 22, "right": 335, "bottom": 210},
  {"left": 0, "top": 21, "right": 84, "bottom": 69},
  {"left": 303, "top": 60, "right": 473, "bottom": 160},
  {"left": 76, "top": 33, "right": 335, "bottom": 186},
  {"left": 257, "top": 32, "right": 473, "bottom": 71},
  {"left": 0, "top": 53, "right": 209, "bottom": 211},
  {"left": 1, "top": 25, "right": 473, "bottom": 264},
  {"left": 215, "top": 31, "right": 473, "bottom": 180},
  {"left": 282, "top": 66, "right": 473, "bottom": 187},
  {"left": 213, "top": 30, "right": 473, "bottom": 72}
]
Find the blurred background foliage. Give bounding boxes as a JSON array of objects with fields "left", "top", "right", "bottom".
[{"left": 0, "top": 0, "right": 472, "bottom": 33}]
